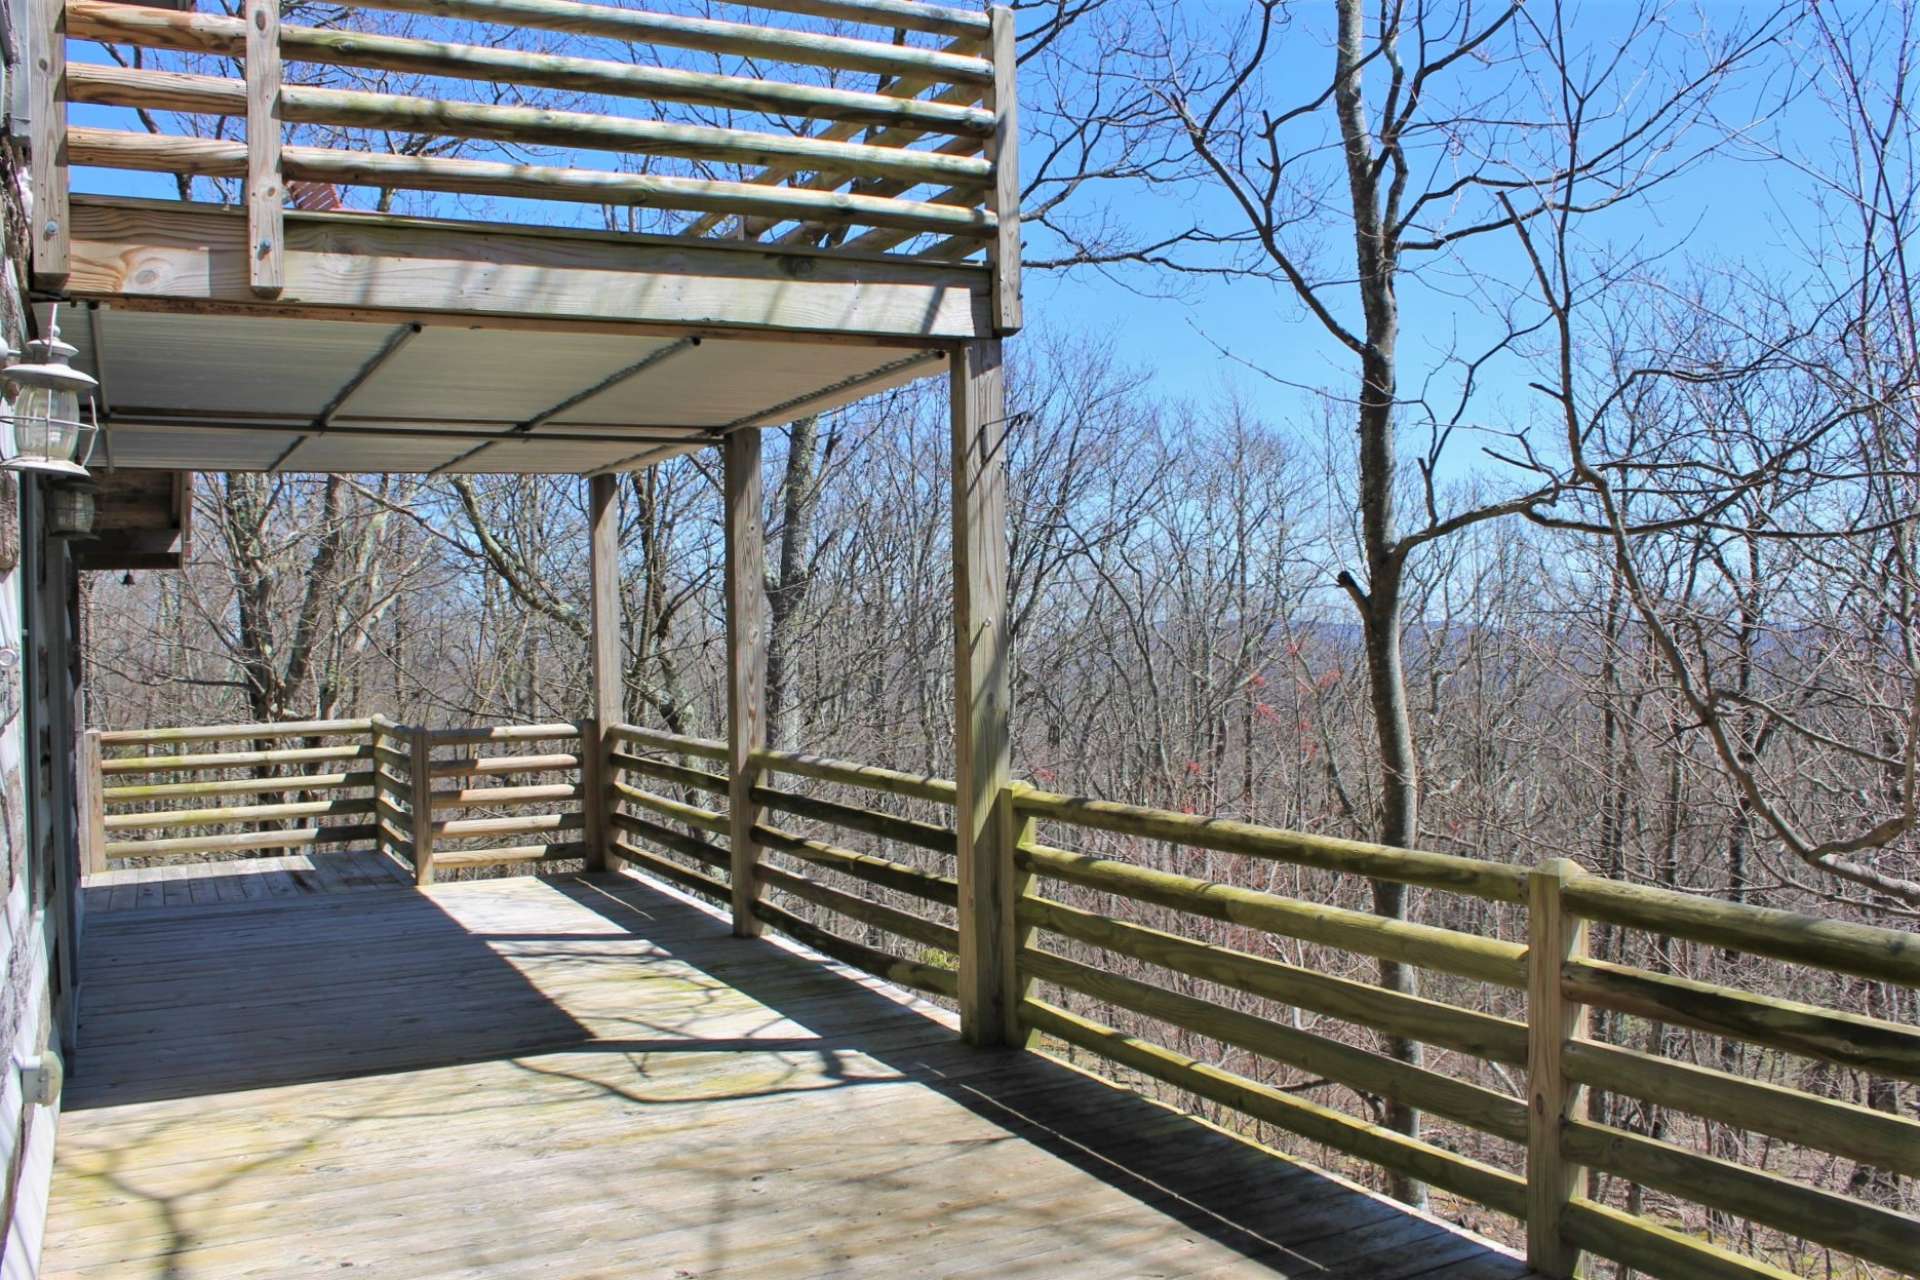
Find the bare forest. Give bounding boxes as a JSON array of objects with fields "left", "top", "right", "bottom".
[{"left": 78, "top": 0, "right": 1919, "bottom": 1271}]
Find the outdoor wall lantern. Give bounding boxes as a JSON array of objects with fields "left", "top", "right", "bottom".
[
  {"left": 1, "top": 313, "right": 99, "bottom": 478},
  {"left": 47, "top": 480, "right": 97, "bottom": 538}
]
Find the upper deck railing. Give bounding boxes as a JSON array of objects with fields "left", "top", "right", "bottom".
[
  {"left": 34, "top": 0, "right": 1021, "bottom": 330},
  {"left": 79, "top": 713, "right": 1920, "bottom": 1280}
]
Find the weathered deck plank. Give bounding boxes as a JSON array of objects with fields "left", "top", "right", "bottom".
[{"left": 48, "top": 867, "right": 1534, "bottom": 1279}]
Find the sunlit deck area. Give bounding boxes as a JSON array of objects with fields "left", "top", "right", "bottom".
[{"left": 49, "top": 861, "right": 1534, "bottom": 1280}]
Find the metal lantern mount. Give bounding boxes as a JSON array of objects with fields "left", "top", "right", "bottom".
[{"left": 2, "top": 314, "right": 99, "bottom": 478}]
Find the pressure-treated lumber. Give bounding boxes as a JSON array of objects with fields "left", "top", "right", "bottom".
[
  {"left": 731, "top": 0, "right": 990, "bottom": 39},
  {"left": 1019, "top": 998, "right": 1528, "bottom": 1221},
  {"left": 429, "top": 752, "right": 580, "bottom": 778},
  {"left": 409, "top": 728, "right": 434, "bottom": 885},
  {"left": 1526, "top": 858, "right": 1586, "bottom": 1278},
  {"left": 102, "top": 771, "right": 376, "bottom": 802},
  {"left": 433, "top": 812, "right": 585, "bottom": 839},
  {"left": 430, "top": 842, "right": 586, "bottom": 869},
  {"left": 1019, "top": 893, "right": 1528, "bottom": 1065},
  {"left": 342, "top": 0, "right": 995, "bottom": 85},
  {"left": 1562, "top": 1200, "right": 1798, "bottom": 1280},
  {"left": 104, "top": 797, "right": 378, "bottom": 831},
  {"left": 1562, "top": 1038, "right": 1920, "bottom": 1180},
  {"left": 31, "top": 0, "right": 69, "bottom": 288},
  {"left": 244, "top": 0, "right": 282, "bottom": 295},
  {"left": 98, "top": 717, "right": 373, "bottom": 745},
  {"left": 609, "top": 724, "right": 728, "bottom": 762},
  {"left": 1561, "top": 1119, "right": 1920, "bottom": 1274},
  {"left": 583, "top": 472, "right": 620, "bottom": 872},
  {"left": 431, "top": 783, "right": 583, "bottom": 809},
  {"left": 951, "top": 337, "right": 1013, "bottom": 1046},
  {"left": 65, "top": 198, "right": 988, "bottom": 341},
  {"left": 724, "top": 429, "right": 767, "bottom": 938},
  {"left": 67, "top": 4, "right": 997, "bottom": 137},
  {"left": 748, "top": 783, "right": 956, "bottom": 854},
  {"left": 610, "top": 811, "right": 728, "bottom": 870},
  {"left": 750, "top": 746, "right": 957, "bottom": 805},
  {"left": 752, "top": 821, "right": 958, "bottom": 906},
  {"left": 610, "top": 836, "right": 730, "bottom": 903},
  {"left": 1562, "top": 874, "right": 1920, "bottom": 987},
  {"left": 103, "top": 824, "right": 378, "bottom": 858},
  {"left": 424, "top": 722, "right": 578, "bottom": 745},
  {"left": 1013, "top": 788, "right": 1528, "bottom": 903},
  {"left": 1020, "top": 946, "right": 1528, "bottom": 1143},
  {"left": 611, "top": 783, "right": 728, "bottom": 839},
  {"left": 608, "top": 750, "right": 730, "bottom": 797},
  {"left": 1017, "top": 840, "right": 1528, "bottom": 987},
  {"left": 756, "top": 861, "right": 959, "bottom": 956},
  {"left": 750, "top": 896, "right": 959, "bottom": 998},
  {"left": 81, "top": 731, "right": 107, "bottom": 876},
  {"left": 984, "top": 6, "right": 1021, "bottom": 333},
  {"left": 101, "top": 744, "right": 371, "bottom": 774},
  {"left": 68, "top": 129, "right": 1000, "bottom": 238},
  {"left": 1563, "top": 957, "right": 1920, "bottom": 1082}
]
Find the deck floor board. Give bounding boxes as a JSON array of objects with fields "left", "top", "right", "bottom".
[{"left": 49, "top": 866, "right": 1534, "bottom": 1279}]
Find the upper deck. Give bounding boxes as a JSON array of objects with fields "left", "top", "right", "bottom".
[{"left": 29, "top": 0, "right": 1019, "bottom": 473}]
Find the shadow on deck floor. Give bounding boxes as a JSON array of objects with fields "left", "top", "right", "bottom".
[{"left": 48, "top": 866, "right": 1537, "bottom": 1280}]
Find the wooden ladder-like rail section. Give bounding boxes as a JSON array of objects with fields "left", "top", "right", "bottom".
[
  {"left": 80, "top": 716, "right": 1920, "bottom": 1280},
  {"left": 30, "top": 0, "right": 1022, "bottom": 332}
]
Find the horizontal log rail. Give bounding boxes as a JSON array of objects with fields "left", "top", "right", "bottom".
[{"left": 84, "top": 716, "right": 1920, "bottom": 1280}]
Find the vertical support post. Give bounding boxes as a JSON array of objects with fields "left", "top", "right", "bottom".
[
  {"left": 30, "top": 0, "right": 69, "bottom": 289},
  {"left": 409, "top": 727, "right": 434, "bottom": 887},
  {"left": 582, "top": 471, "right": 621, "bottom": 873},
  {"left": 723, "top": 428, "right": 766, "bottom": 938},
  {"left": 244, "top": 0, "right": 284, "bottom": 296},
  {"left": 952, "top": 338, "right": 1013, "bottom": 1046},
  {"left": 984, "top": 5, "right": 1021, "bottom": 335},
  {"left": 1528, "top": 857, "right": 1589, "bottom": 1279},
  {"left": 78, "top": 729, "right": 104, "bottom": 878},
  {"left": 367, "top": 714, "right": 399, "bottom": 865}
]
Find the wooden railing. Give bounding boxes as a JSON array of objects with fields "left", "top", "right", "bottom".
[
  {"left": 79, "top": 714, "right": 1919, "bottom": 1279},
  {"left": 601, "top": 723, "right": 1918, "bottom": 1280},
  {"left": 85, "top": 714, "right": 589, "bottom": 884},
  {"left": 38, "top": 0, "right": 1021, "bottom": 327}
]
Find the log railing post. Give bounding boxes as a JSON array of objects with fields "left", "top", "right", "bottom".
[
  {"left": 984, "top": 4, "right": 1020, "bottom": 335},
  {"left": 1527, "top": 857, "right": 1589, "bottom": 1278},
  {"left": 409, "top": 726, "right": 435, "bottom": 887},
  {"left": 78, "top": 729, "right": 105, "bottom": 877},
  {"left": 951, "top": 337, "right": 1014, "bottom": 1046},
  {"left": 244, "top": 0, "right": 283, "bottom": 296},
  {"left": 723, "top": 428, "right": 767, "bottom": 937},
  {"left": 29, "top": 0, "right": 69, "bottom": 289}
]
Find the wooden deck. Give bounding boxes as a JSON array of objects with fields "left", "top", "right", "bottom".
[
  {"left": 48, "top": 865, "right": 1537, "bottom": 1279},
  {"left": 81, "top": 849, "right": 412, "bottom": 913}
]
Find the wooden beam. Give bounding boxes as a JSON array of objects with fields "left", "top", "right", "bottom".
[
  {"left": 951, "top": 337, "right": 1013, "bottom": 1045},
  {"left": 581, "top": 472, "right": 621, "bottom": 873},
  {"left": 984, "top": 5, "right": 1021, "bottom": 334},
  {"left": 724, "top": 429, "right": 767, "bottom": 939},
  {"left": 1526, "top": 858, "right": 1588, "bottom": 1279},
  {"left": 409, "top": 727, "right": 435, "bottom": 886},
  {"left": 244, "top": 0, "right": 283, "bottom": 296},
  {"left": 64, "top": 199, "right": 989, "bottom": 341},
  {"left": 79, "top": 730, "right": 106, "bottom": 877},
  {"left": 340, "top": 0, "right": 995, "bottom": 86},
  {"left": 31, "top": 0, "right": 69, "bottom": 288},
  {"left": 68, "top": 128, "right": 1000, "bottom": 238}
]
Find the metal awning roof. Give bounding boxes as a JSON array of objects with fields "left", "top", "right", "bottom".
[{"left": 66, "top": 305, "right": 944, "bottom": 474}]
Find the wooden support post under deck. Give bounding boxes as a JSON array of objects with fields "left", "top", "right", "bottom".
[
  {"left": 409, "top": 727, "right": 435, "bottom": 886},
  {"left": 244, "top": 0, "right": 284, "bottom": 295},
  {"left": 984, "top": 5, "right": 1021, "bottom": 335},
  {"left": 1527, "top": 857, "right": 1588, "bottom": 1278},
  {"left": 581, "top": 471, "right": 621, "bottom": 873},
  {"left": 951, "top": 338, "right": 1014, "bottom": 1045},
  {"left": 79, "top": 730, "right": 106, "bottom": 877},
  {"left": 30, "top": 0, "right": 69, "bottom": 288},
  {"left": 723, "top": 429, "right": 766, "bottom": 938}
]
